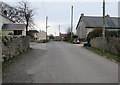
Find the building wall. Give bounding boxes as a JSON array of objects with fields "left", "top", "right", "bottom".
[
  {"left": 22, "top": 30, "right": 26, "bottom": 36},
  {"left": 37, "top": 31, "right": 46, "bottom": 40},
  {"left": 2, "top": 30, "right": 13, "bottom": 35},
  {"left": 0, "top": 14, "right": 13, "bottom": 29},
  {"left": 76, "top": 21, "right": 120, "bottom": 39},
  {"left": 34, "top": 33, "right": 38, "bottom": 39},
  {"left": 86, "top": 28, "right": 94, "bottom": 36},
  {"left": 2, "top": 30, "right": 26, "bottom": 36},
  {"left": 76, "top": 21, "right": 86, "bottom": 39},
  {"left": 0, "top": 14, "right": 3, "bottom": 29}
]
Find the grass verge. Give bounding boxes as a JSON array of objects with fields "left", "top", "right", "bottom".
[
  {"left": 2, "top": 48, "right": 32, "bottom": 72},
  {"left": 85, "top": 47, "right": 119, "bottom": 63},
  {"left": 64, "top": 41, "right": 72, "bottom": 44},
  {"left": 31, "top": 40, "right": 49, "bottom": 43}
]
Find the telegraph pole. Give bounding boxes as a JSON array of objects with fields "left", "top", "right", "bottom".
[
  {"left": 103, "top": 0, "right": 106, "bottom": 52},
  {"left": 71, "top": 6, "right": 73, "bottom": 42},
  {"left": 59, "top": 25, "right": 61, "bottom": 40},
  {"left": 46, "top": 16, "right": 48, "bottom": 41}
]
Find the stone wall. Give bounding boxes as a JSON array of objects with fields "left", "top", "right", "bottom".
[
  {"left": 90, "top": 37, "right": 120, "bottom": 55},
  {"left": 1, "top": 36, "right": 30, "bottom": 61}
]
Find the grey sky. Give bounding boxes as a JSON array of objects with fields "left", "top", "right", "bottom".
[{"left": 5, "top": 0, "right": 119, "bottom": 36}]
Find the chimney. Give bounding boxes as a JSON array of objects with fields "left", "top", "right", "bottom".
[{"left": 81, "top": 13, "right": 84, "bottom": 17}]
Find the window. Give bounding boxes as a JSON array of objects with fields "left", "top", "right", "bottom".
[{"left": 14, "top": 30, "right": 22, "bottom": 35}]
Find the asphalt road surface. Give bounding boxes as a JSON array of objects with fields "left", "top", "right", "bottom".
[{"left": 3, "top": 41, "right": 118, "bottom": 83}]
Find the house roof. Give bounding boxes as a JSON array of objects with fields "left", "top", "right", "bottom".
[
  {"left": 0, "top": 13, "right": 15, "bottom": 23},
  {"left": 28, "top": 30, "right": 39, "bottom": 33},
  {"left": 60, "top": 33, "right": 67, "bottom": 37},
  {"left": 76, "top": 15, "right": 120, "bottom": 29},
  {"left": 2, "top": 24, "right": 26, "bottom": 31}
]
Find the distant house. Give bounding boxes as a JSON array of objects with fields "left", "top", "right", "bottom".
[
  {"left": 60, "top": 33, "right": 67, "bottom": 41},
  {"left": 36, "top": 30, "right": 46, "bottom": 40},
  {"left": 28, "top": 30, "right": 39, "bottom": 40},
  {"left": 0, "top": 10, "right": 26, "bottom": 36},
  {"left": 76, "top": 14, "right": 120, "bottom": 38},
  {"left": 54, "top": 36, "right": 60, "bottom": 41}
]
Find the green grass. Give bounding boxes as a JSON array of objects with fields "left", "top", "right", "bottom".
[
  {"left": 85, "top": 47, "right": 119, "bottom": 63},
  {"left": 31, "top": 40, "right": 49, "bottom": 43},
  {"left": 2, "top": 48, "right": 32, "bottom": 72},
  {"left": 64, "top": 40, "right": 75, "bottom": 44},
  {"left": 31, "top": 40, "right": 42, "bottom": 43}
]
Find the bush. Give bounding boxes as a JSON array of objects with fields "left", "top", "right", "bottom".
[
  {"left": 72, "top": 35, "right": 78, "bottom": 38},
  {"left": 106, "top": 30, "right": 120, "bottom": 37},
  {"left": 8, "top": 32, "right": 14, "bottom": 35},
  {"left": 79, "top": 38, "right": 86, "bottom": 42},
  {"left": 64, "top": 32, "right": 74, "bottom": 42},
  {"left": 87, "top": 28, "right": 120, "bottom": 41},
  {"left": 87, "top": 28, "right": 102, "bottom": 41},
  {"left": 2, "top": 36, "right": 12, "bottom": 46}
]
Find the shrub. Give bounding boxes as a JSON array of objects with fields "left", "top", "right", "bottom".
[
  {"left": 106, "top": 30, "right": 120, "bottom": 37},
  {"left": 87, "top": 28, "right": 102, "bottom": 41},
  {"left": 72, "top": 35, "right": 78, "bottom": 38},
  {"left": 87, "top": 28, "right": 120, "bottom": 41},
  {"left": 2, "top": 36, "right": 12, "bottom": 46}
]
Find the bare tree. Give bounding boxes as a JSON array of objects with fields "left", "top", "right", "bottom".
[
  {"left": 67, "top": 28, "right": 71, "bottom": 34},
  {"left": 64, "top": 27, "right": 74, "bottom": 41},
  {"left": 0, "top": 1, "right": 35, "bottom": 34},
  {"left": 17, "top": 1, "right": 35, "bottom": 34}
]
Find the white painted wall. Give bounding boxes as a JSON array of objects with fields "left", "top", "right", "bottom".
[
  {"left": 34, "top": 33, "right": 38, "bottom": 39},
  {"left": 22, "top": 30, "right": 26, "bottom": 36},
  {"left": 0, "top": 14, "right": 3, "bottom": 30},
  {"left": 0, "top": 14, "right": 13, "bottom": 30},
  {"left": 2, "top": 30, "right": 13, "bottom": 35}
]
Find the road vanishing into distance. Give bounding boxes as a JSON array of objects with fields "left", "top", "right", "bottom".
[{"left": 3, "top": 41, "right": 118, "bottom": 83}]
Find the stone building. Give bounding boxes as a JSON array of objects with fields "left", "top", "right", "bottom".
[
  {"left": 76, "top": 14, "right": 120, "bottom": 39},
  {"left": 28, "top": 30, "right": 39, "bottom": 40},
  {"left": 60, "top": 33, "right": 67, "bottom": 41}
]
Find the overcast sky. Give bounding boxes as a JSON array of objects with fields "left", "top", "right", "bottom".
[{"left": 3, "top": 0, "right": 120, "bottom": 36}]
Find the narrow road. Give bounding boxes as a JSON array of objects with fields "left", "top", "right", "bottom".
[{"left": 3, "top": 41, "right": 118, "bottom": 83}]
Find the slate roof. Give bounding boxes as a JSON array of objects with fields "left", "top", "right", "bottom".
[
  {"left": 2, "top": 24, "right": 26, "bottom": 30},
  {"left": 0, "top": 13, "right": 15, "bottom": 23},
  {"left": 76, "top": 16, "right": 120, "bottom": 29},
  {"left": 28, "top": 30, "right": 39, "bottom": 33},
  {"left": 60, "top": 33, "right": 67, "bottom": 37}
]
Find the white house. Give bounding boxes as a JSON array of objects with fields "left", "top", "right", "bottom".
[
  {"left": 28, "top": 30, "right": 39, "bottom": 40},
  {"left": 0, "top": 11, "right": 14, "bottom": 29},
  {"left": 0, "top": 10, "right": 26, "bottom": 36},
  {"left": 36, "top": 30, "right": 46, "bottom": 40}
]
